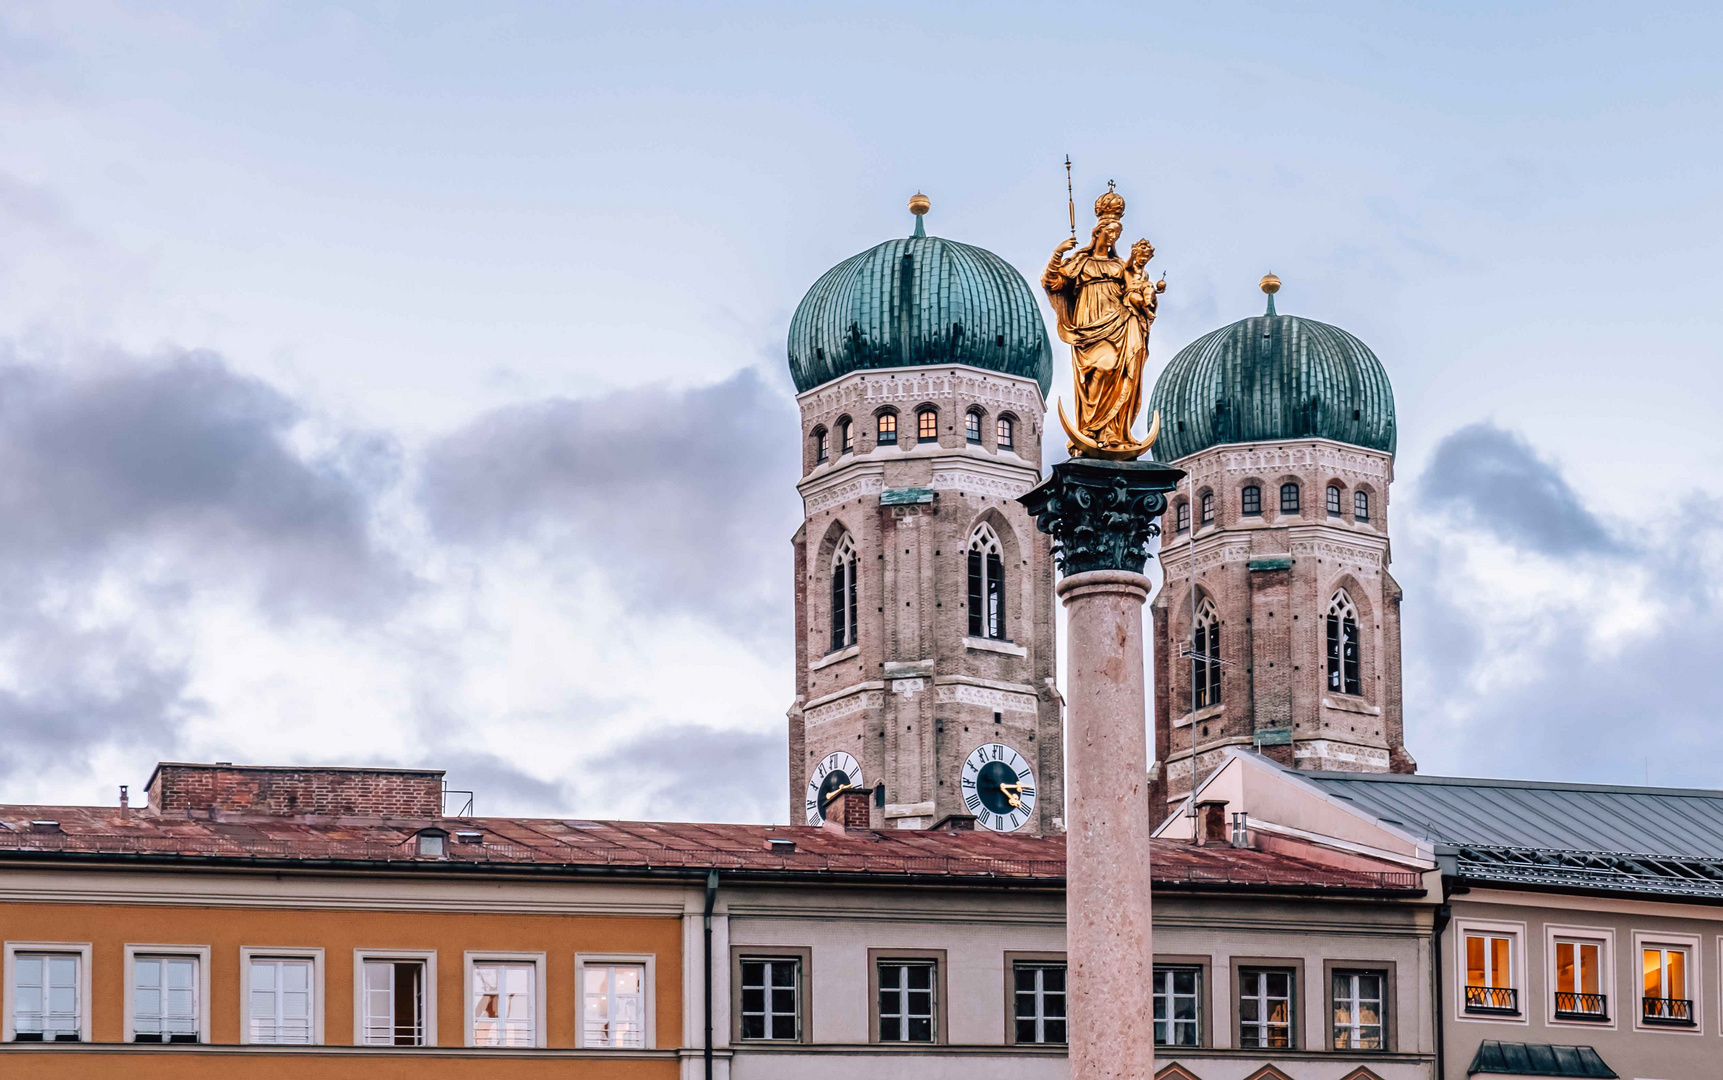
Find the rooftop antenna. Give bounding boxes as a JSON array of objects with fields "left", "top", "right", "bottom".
[{"left": 1065, "top": 155, "right": 1076, "bottom": 240}]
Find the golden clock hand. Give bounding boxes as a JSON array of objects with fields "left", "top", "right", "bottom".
[{"left": 997, "top": 782, "right": 1024, "bottom": 809}]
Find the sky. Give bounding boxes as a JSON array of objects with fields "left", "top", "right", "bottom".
[{"left": 0, "top": 2, "right": 1720, "bottom": 818}]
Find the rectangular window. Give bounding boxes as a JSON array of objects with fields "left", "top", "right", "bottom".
[
  {"left": 1200, "top": 491, "right": 1214, "bottom": 524},
  {"left": 1238, "top": 968, "right": 1293, "bottom": 1048},
  {"left": 472, "top": 961, "right": 536, "bottom": 1046},
  {"left": 1354, "top": 490, "right": 1369, "bottom": 521},
  {"left": 917, "top": 409, "right": 938, "bottom": 443},
  {"left": 1175, "top": 501, "right": 1189, "bottom": 533},
  {"left": 1642, "top": 945, "right": 1693, "bottom": 1025},
  {"left": 12, "top": 953, "right": 81, "bottom": 1042},
  {"left": 1153, "top": 966, "right": 1200, "bottom": 1047},
  {"left": 1464, "top": 932, "right": 1518, "bottom": 1014},
  {"left": 877, "top": 412, "right": 897, "bottom": 445},
  {"left": 996, "top": 416, "right": 1014, "bottom": 450},
  {"left": 1013, "top": 963, "right": 1066, "bottom": 1044},
  {"left": 840, "top": 421, "right": 853, "bottom": 454},
  {"left": 740, "top": 958, "right": 800, "bottom": 1041},
  {"left": 248, "top": 958, "right": 315, "bottom": 1044},
  {"left": 1327, "top": 485, "right": 1342, "bottom": 515},
  {"left": 815, "top": 430, "right": 828, "bottom": 463},
  {"left": 1242, "top": 485, "right": 1261, "bottom": 516},
  {"left": 1554, "top": 939, "right": 1606, "bottom": 1020},
  {"left": 1280, "top": 483, "right": 1300, "bottom": 513},
  {"left": 583, "top": 963, "right": 647, "bottom": 1048},
  {"left": 965, "top": 411, "right": 982, "bottom": 444},
  {"left": 878, "top": 961, "right": 936, "bottom": 1042},
  {"left": 1332, "top": 970, "right": 1384, "bottom": 1050},
  {"left": 133, "top": 955, "right": 199, "bottom": 1043},
  {"left": 362, "top": 960, "right": 425, "bottom": 1046}
]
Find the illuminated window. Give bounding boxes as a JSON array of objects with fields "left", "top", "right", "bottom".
[
  {"left": 1464, "top": 933, "right": 1517, "bottom": 1014},
  {"left": 967, "top": 525, "right": 1006, "bottom": 640},
  {"left": 1241, "top": 485, "right": 1261, "bottom": 516},
  {"left": 1280, "top": 482, "right": 1300, "bottom": 513},
  {"left": 1327, "top": 485, "right": 1342, "bottom": 516},
  {"left": 965, "top": 409, "right": 983, "bottom": 444},
  {"left": 917, "top": 408, "right": 938, "bottom": 443},
  {"left": 1554, "top": 939, "right": 1606, "bottom": 1020},
  {"left": 997, "top": 416, "right": 1015, "bottom": 450},
  {"left": 582, "top": 964, "right": 646, "bottom": 1048},
  {"left": 1238, "top": 969, "right": 1293, "bottom": 1048},
  {"left": 1332, "top": 971, "right": 1384, "bottom": 1050},
  {"left": 1642, "top": 945, "right": 1693, "bottom": 1025},
  {"left": 830, "top": 535, "right": 858, "bottom": 652},
  {"left": 877, "top": 411, "right": 897, "bottom": 445},
  {"left": 1326, "top": 591, "right": 1361, "bottom": 697}
]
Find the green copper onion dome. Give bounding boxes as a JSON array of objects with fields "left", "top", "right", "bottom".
[
  {"left": 1149, "top": 277, "right": 1396, "bottom": 461},
  {"left": 787, "top": 196, "right": 1052, "bottom": 395}
]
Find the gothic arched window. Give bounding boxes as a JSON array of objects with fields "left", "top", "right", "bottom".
[
  {"left": 1192, "top": 597, "right": 1222, "bottom": 709},
  {"left": 965, "top": 409, "right": 983, "bottom": 444},
  {"left": 997, "top": 415, "right": 1015, "bottom": 450},
  {"left": 1355, "top": 490, "right": 1370, "bottom": 522},
  {"left": 967, "top": 524, "right": 1006, "bottom": 640},
  {"left": 1175, "top": 501, "right": 1190, "bottom": 534},
  {"left": 1200, "top": 490, "right": 1214, "bottom": 525},
  {"left": 1280, "top": 482, "right": 1300, "bottom": 513},
  {"left": 1242, "top": 485, "right": 1261, "bottom": 516},
  {"left": 839, "top": 417, "right": 853, "bottom": 455},
  {"left": 918, "top": 407, "right": 939, "bottom": 443},
  {"left": 1327, "top": 484, "right": 1342, "bottom": 516},
  {"left": 1326, "top": 590, "right": 1361, "bottom": 697},
  {"left": 830, "top": 535, "right": 858, "bottom": 652},
  {"left": 877, "top": 410, "right": 898, "bottom": 446}
]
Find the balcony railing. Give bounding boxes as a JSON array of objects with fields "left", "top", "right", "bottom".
[
  {"left": 1465, "top": 985, "right": 1520, "bottom": 1015},
  {"left": 1553, "top": 992, "right": 1608, "bottom": 1020},
  {"left": 1642, "top": 996, "right": 1695, "bottom": 1026}
]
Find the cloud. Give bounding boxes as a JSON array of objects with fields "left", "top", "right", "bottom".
[
  {"left": 417, "top": 367, "right": 800, "bottom": 633},
  {"left": 588, "top": 723, "right": 784, "bottom": 823},
  {"left": 1417, "top": 421, "right": 1621, "bottom": 558},
  {"left": 432, "top": 750, "right": 574, "bottom": 818}
]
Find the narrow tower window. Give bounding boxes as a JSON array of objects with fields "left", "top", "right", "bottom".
[
  {"left": 839, "top": 419, "right": 853, "bottom": 455},
  {"left": 1241, "top": 485, "right": 1261, "bottom": 516},
  {"left": 918, "top": 407, "right": 938, "bottom": 443},
  {"left": 1280, "top": 482, "right": 1300, "bottom": 513},
  {"left": 1326, "top": 591, "right": 1361, "bottom": 697},
  {"left": 814, "top": 428, "right": 828, "bottom": 464},
  {"left": 1192, "top": 598, "right": 1222, "bottom": 709},
  {"left": 1174, "top": 501, "right": 1189, "bottom": 534},
  {"left": 965, "top": 409, "right": 983, "bottom": 444},
  {"left": 1355, "top": 490, "right": 1370, "bottom": 522},
  {"left": 1200, "top": 491, "right": 1214, "bottom": 525},
  {"left": 830, "top": 535, "right": 858, "bottom": 652},
  {"left": 1327, "top": 485, "right": 1342, "bottom": 516},
  {"left": 997, "top": 416, "right": 1015, "bottom": 450},
  {"left": 967, "top": 524, "right": 1006, "bottom": 640},
  {"left": 877, "top": 411, "right": 897, "bottom": 445}
]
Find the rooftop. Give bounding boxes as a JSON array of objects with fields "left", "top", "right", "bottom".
[{"left": 0, "top": 804, "right": 1419, "bottom": 893}]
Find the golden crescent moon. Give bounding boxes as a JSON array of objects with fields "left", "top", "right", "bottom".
[{"left": 1057, "top": 400, "right": 1159, "bottom": 461}]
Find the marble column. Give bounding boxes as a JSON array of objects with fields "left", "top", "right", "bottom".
[{"left": 1020, "top": 457, "right": 1184, "bottom": 1080}]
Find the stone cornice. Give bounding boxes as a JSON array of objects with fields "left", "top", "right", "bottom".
[
  {"left": 1170, "top": 438, "right": 1394, "bottom": 487},
  {"left": 798, "top": 450, "right": 1042, "bottom": 516},
  {"left": 796, "top": 364, "right": 1046, "bottom": 420}
]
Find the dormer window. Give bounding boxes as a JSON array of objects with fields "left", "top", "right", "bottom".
[{"left": 416, "top": 830, "right": 447, "bottom": 858}]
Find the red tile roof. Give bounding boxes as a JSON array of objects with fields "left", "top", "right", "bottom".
[{"left": 0, "top": 806, "right": 1421, "bottom": 892}]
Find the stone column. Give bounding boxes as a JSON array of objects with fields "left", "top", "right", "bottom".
[{"left": 1020, "top": 457, "right": 1184, "bottom": 1080}]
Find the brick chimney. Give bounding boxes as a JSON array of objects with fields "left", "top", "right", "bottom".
[
  {"left": 145, "top": 763, "right": 445, "bottom": 818},
  {"left": 1194, "top": 799, "right": 1229, "bottom": 846},
  {"left": 821, "top": 787, "right": 874, "bottom": 835}
]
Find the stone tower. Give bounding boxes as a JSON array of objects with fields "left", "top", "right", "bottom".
[
  {"left": 785, "top": 198, "right": 1064, "bottom": 833},
  {"left": 1145, "top": 278, "right": 1416, "bottom": 817}
]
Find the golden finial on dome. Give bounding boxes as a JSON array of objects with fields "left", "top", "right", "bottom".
[
  {"left": 1261, "top": 273, "right": 1281, "bottom": 315},
  {"left": 908, "top": 192, "right": 930, "bottom": 216}
]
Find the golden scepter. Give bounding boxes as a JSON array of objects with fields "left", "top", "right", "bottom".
[{"left": 1065, "top": 155, "right": 1075, "bottom": 239}]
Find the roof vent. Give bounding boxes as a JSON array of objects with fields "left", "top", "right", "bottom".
[
  {"left": 30, "top": 820, "right": 61, "bottom": 833},
  {"left": 455, "top": 830, "right": 484, "bottom": 845},
  {"left": 767, "top": 837, "right": 796, "bottom": 853}
]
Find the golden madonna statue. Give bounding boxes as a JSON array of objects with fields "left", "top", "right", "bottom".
[{"left": 1043, "top": 188, "right": 1165, "bottom": 459}]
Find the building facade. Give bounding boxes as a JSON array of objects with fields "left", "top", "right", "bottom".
[
  {"left": 785, "top": 201, "right": 1064, "bottom": 834},
  {"left": 1146, "top": 280, "right": 1416, "bottom": 815}
]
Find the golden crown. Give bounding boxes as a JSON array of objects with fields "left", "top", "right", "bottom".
[{"left": 1094, "top": 189, "right": 1126, "bottom": 222}]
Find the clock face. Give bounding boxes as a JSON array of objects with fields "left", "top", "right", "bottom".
[
  {"left": 805, "top": 751, "right": 864, "bottom": 824},
  {"left": 961, "top": 742, "right": 1037, "bottom": 832}
]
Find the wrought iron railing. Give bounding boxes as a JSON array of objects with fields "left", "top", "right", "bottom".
[
  {"left": 1464, "top": 985, "right": 1519, "bottom": 1014},
  {"left": 1642, "top": 996, "right": 1694, "bottom": 1025},
  {"left": 1553, "top": 992, "right": 1608, "bottom": 1020}
]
